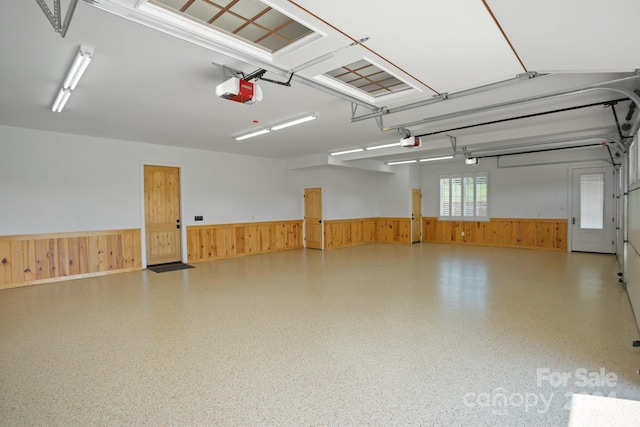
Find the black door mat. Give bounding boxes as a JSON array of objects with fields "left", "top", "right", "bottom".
[{"left": 148, "top": 262, "right": 194, "bottom": 273}]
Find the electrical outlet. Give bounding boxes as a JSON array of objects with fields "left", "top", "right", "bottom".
[{"left": 461, "top": 231, "right": 465, "bottom": 236}]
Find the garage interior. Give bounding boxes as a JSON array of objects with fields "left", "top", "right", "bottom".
[{"left": 1, "top": 0, "right": 640, "bottom": 425}]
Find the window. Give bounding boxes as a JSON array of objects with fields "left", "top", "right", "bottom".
[
  {"left": 439, "top": 173, "right": 488, "bottom": 220},
  {"left": 325, "top": 59, "right": 412, "bottom": 97},
  {"left": 580, "top": 174, "right": 604, "bottom": 229},
  {"left": 150, "top": 0, "right": 315, "bottom": 52}
]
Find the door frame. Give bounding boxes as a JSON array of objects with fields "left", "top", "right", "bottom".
[
  {"left": 303, "top": 185, "right": 325, "bottom": 250},
  {"left": 140, "top": 161, "right": 186, "bottom": 268},
  {"left": 411, "top": 188, "right": 422, "bottom": 243},
  {"left": 568, "top": 162, "right": 616, "bottom": 254}
]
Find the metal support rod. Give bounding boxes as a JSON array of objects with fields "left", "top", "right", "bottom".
[
  {"left": 482, "top": 143, "right": 602, "bottom": 159},
  {"left": 383, "top": 75, "right": 640, "bottom": 136},
  {"left": 351, "top": 71, "right": 543, "bottom": 123},
  {"left": 449, "top": 135, "right": 457, "bottom": 152},
  {"left": 61, "top": 0, "right": 79, "bottom": 37},
  {"left": 259, "top": 73, "right": 294, "bottom": 87},
  {"left": 605, "top": 144, "right": 619, "bottom": 166},
  {"left": 416, "top": 98, "right": 627, "bottom": 139},
  {"left": 35, "top": 0, "right": 59, "bottom": 29},
  {"left": 610, "top": 102, "right": 627, "bottom": 141},
  {"left": 35, "top": 0, "right": 78, "bottom": 37},
  {"left": 53, "top": 0, "right": 61, "bottom": 30},
  {"left": 244, "top": 69, "right": 267, "bottom": 81},
  {"left": 458, "top": 134, "right": 623, "bottom": 157},
  {"left": 495, "top": 144, "right": 612, "bottom": 169}
]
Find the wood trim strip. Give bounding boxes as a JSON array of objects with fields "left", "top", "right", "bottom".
[
  {"left": 0, "top": 229, "right": 140, "bottom": 242},
  {"left": 188, "top": 220, "right": 302, "bottom": 230},
  {"left": 0, "top": 267, "right": 141, "bottom": 290}
]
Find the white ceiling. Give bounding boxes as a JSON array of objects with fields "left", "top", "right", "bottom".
[{"left": 1, "top": 0, "right": 639, "bottom": 167}]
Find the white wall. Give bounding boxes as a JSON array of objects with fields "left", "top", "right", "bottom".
[
  {"left": 421, "top": 157, "right": 570, "bottom": 219},
  {"left": 0, "top": 125, "right": 301, "bottom": 235},
  {"left": 301, "top": 167, "right": 380, "bottom": 220},
  {"left": 377, "top": 166, "right": 413, "bottom": 218},
  {"left": 300, "top": 165, "right": 416, "bottom": 220}
]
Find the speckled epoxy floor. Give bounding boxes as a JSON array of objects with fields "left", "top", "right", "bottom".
[{"left": 1, "top": 243, "right": 639, "bottom": 426}]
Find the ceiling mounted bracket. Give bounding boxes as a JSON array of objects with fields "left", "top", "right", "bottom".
[
  {"left": 351, "top": 103, "right": 359, "bottom": 118},
  {"left": 35, "top": 0, "right": 78, "bottom": 37},
  {"left": 259, "top": 72, "right": 294, "bottom": 88},
  {"left": 448, "top": 135, "right": 457, "bottom": 152},
  {"left": 398, "top": 128, "right": 411, "bottom": 139},
  {"left": 243, "top": 68, "right": 293, "bottom": 87},
  {"left": 517, "top": 71, "right": 539, "bottom": 79},
  {"left": 219, "top": 64, "right": 242, "bottom": 80},
  {"left": 352, "top": 105, "right": 388, "bottom": 124}
]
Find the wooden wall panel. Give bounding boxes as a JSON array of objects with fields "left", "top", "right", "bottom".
[
  {"left": 0, "top": 241, "right": 11, "bottom": 286},
  {"left": 324, "top": 218, "right": 378, "bottom": 250},
  {"left": 422, "top": 217, "right": 567, "bottom": 251},
  {"left": 0, "top": 229, "right": 142, "bottom": 289},
  {"left": 324, "top": 218, "right": 411, "bottom": 250},
  {"left": 187, "top": 220, "right": 303, "bottom": 263}
]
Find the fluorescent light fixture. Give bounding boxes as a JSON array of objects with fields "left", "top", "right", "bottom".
[
  {"left": 234, "top": 129, "right": 271, "bottom": 141},
  {"left": 51, "top": 45, "right": 94, "bottom": 113},
  {"left": 419, "top": 155, "right": 454, "bottom": 162},
  {"left": 234, "top": 113, "right": 318, "bottom": 141},
  {"left": 365, "top": 142, "right": 402, "bottom": 150},
  {"left": 330, "top": 148, "right": 364, "bottom": 156},
  {"left": 52, "top": 89, "right": 72, "bottom": 113},
  {"left": 387, "top": 160, "right": 417, "bottom": 165},
  {"left": 271, "top": 113, "right": 318, "bottom": 131}
]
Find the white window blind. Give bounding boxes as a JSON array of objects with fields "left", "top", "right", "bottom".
[{"left": 439, "top": 173, "right": 489, "bottom": 221}]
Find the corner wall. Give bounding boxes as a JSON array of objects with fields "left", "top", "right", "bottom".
[
  {"left": 421, "top": 157, "right": 570, "bottom": 219},
  {"left": 0, "top": 125, "right": 302, "bottom": 236},
  {"left": 0, "top": 125, "right": 303, "bottom": 287}
]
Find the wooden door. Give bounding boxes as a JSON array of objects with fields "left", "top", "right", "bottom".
[
  {"left": 144, "top": 165, "right": 182, "bottom": 265},
  {"left": 304, "top": 187, "right": 323, "bottom": 249},
  {"left": 411, "top": 188, "right": 422, "bottom": 243}
]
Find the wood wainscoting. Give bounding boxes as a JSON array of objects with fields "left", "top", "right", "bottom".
[
  {"left": 422, "top": 217, "right": 568, "bottom": 251},
  {"left": 0, "top": 229, "right": 142, "bottom": 290},
  {"left": 187, "top": 220, "right": 303, "bottom": 263},
  {"left": 324, "top": 217, "right": 411, "bottom": 250}
]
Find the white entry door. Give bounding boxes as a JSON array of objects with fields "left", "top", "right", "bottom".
[{"left": 571, "top": 166, "right": 615, "bottom": 253}]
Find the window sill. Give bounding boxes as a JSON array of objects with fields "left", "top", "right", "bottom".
[{"left": 437, "top": 217, "right": 490, "bottom": 222}]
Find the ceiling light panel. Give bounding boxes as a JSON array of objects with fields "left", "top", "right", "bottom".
[
  {"left": 150, "top": 0, "right": 315, "bottom": 52},
  {"left": 325, "top": 59, "right": 412, "bottom": 97}
]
